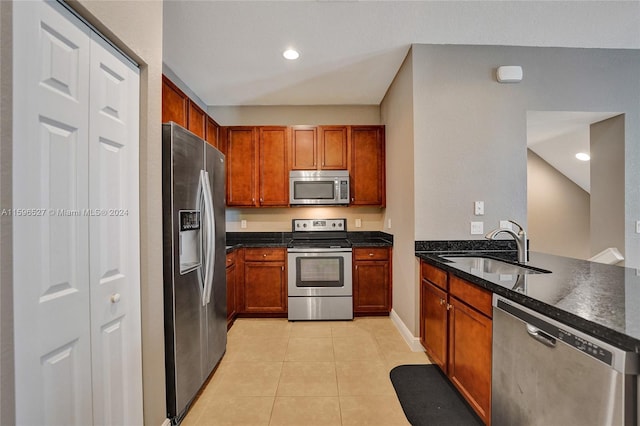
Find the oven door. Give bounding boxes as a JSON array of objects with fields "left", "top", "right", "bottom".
[{"left": 287, "top": 248, "right": 352, "bottom": 297}]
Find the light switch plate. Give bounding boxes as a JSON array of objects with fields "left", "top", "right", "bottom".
[
  {"left": 355, "top": 218, "right": 362, "bottom": 228},
  {"left": 471, "top": 221, "right": 484, "bottom": 235},
  {"left": 241, "top": 220, "right": 247, "bottom": 229},
  {"left": 474, "top": 201, "right": 484, "bottom": 216},
  {"left": 636, "top": 220, "right": 640, "bottom": 234}
]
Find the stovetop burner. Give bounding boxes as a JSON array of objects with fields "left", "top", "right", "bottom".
[
  {"left": 289, "top": 218, "right": 351, "bottom": 249},
  {"left": 287, "top": 238, "right": 352, "bottom": 249}
]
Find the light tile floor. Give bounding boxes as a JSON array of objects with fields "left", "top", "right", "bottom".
[{"left": 182, "top": 317, "right": 431, "bottom": 426}]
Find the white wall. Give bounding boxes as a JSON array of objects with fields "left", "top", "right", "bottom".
[
  {"left": 380, "top": 51, "right": 417, "bottom": 336},
  {"left": 591, "top": 115, "right": 625, "bottom": 258},
  {"left": 410, "top": 44, "right": 640, "bottom": 261},
  {"left": 209, "top": 105, "right": 381, "bottom": 126},
  {"left": 527, "top": 150, "right": 590, "bottom": 259}
]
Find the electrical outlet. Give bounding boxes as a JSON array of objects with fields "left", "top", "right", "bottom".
[
  {"left": 470, "top": 221, "right": 484, "bottom": 235},
  {"left": 387, "top": 219, "right": 392, "bottom": 229},
  {"left": 474, "top": 201, "right": 484, "bottom": 216},
  {"left": 636, "top": 220, "right": 640, "bottom": 234},
  {"left": 355, "top": 218, "right": 362, "bottom": 228},
  {"left": 241, "top": 220, "right": 247, "bottom": 229}
]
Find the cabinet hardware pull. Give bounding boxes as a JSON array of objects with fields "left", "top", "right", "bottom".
[
  {"left": 355, "top": 265, "right": 358, "bottom": 270},
  {"left": 369, "top": 253, "right": 374, "bottom": 256},
  {"left": 110, "top": 293, "right": 121, "bottom": 304},
  {"left": 263, "top": 254, "right": 267, "bottom": 257},
  {"left": 446, "top": 303, "right": 452, "bottom": 310},
  {"left": 440, "top": 298, "right": 445, "bottom": 306},
  {"left": 281, "top": 266, "right": 284, "bottom": 271}
]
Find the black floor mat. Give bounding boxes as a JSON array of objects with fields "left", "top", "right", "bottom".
[{"left": 390, "top": 364, "right": 483, "bottom": 426}]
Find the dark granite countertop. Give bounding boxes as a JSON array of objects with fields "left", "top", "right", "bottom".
[
  {"left": 225, "top": 231, "right": 393, "bottom": 252},
  {"left": 416, "top": 249, "right": 640, "bottom": 353}
]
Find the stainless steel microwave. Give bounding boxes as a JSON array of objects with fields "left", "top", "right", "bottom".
[{"left": 289, "top": 170, "right": 350, "bottom": 205}]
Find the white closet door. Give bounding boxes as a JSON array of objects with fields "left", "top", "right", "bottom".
[
  {"left": 13, "top": 1, "right": 93, "bottom": 425},
  {"left": 88, "top": 33, "right": 142, "bottom": 425}
]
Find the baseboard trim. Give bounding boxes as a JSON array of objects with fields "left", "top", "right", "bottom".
[
  {"left": 390, "top": 309, "right": 425, "bottom": 353},
  {"left": 161, "top": 419, "right": 171, "bottom": 426}
]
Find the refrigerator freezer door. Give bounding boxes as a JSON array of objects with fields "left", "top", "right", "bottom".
[{"left": 163, "top": 124, "right": 206, "bottom": 420}]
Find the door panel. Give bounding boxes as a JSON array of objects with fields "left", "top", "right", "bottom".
[
  {"left": 13, "top": 2, "right": 93, "bottom": 424},
  {"left": 259, "top": 127, "right": 288, "bottom": 206},
  {"left": 89, "top": 33, "right": 142, "bottom": 425}
]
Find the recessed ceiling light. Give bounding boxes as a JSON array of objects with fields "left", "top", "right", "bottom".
[
  {"left": 575, "top": 152, "right": 591, "bottom": 161},
  {"left": 283, "top": 49, "right": 299, "bottom": 60}
]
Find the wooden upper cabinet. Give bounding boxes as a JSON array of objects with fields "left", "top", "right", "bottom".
[
  {"left": 225, "top": 127, "right": 256, "bottom": 207},
  {"left": 290, "top": 125, "right": 349, "bottom": 170},
  {"left": 290, "top": 126, "right": 318, "bottom": 170},
  {"left": 161, "top": 75, "right": 188, "bottom": 127},
  {"left": 258, "top": 127, "right": 289, "bottom": 206},
  {"left": 350, "top": 126, "right": 385, "bottom": 206},
  {"left": 319, "top": 126, "right": 349, "bottom": 170},
  {"left": 224, "top": 126, "right": 289, "bottom": 207},
  {"left": 187, "top": 101, "right": 206, "bottom": 139},
  {"left": 205, "top": 116, "right": 219, "bottom": 149}
]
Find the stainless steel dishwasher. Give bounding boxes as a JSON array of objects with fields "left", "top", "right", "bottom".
[{"left": 492, "top": 295, "right": 639, "bottom": 426}]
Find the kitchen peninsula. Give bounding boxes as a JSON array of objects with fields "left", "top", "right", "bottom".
[{"left": 416, "top": 241, "right": 640, "bottom": 425}]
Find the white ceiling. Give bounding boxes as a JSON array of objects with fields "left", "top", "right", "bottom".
[{"left": 162, "top": 0, "right": 640, "bottom": 107}]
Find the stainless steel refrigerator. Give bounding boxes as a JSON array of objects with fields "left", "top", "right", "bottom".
[{"left": 162, "top": 123, "right": 227, "bottom": 424}]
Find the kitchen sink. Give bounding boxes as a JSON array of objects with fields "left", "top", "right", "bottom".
[{"left": 441, "top": 256, "right": 550, "bottom": 275}]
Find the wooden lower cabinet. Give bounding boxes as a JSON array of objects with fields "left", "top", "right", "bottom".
[
  {"left": 420, "top": 261, "right": 492, "bottom": 425},
  {"left": 420, "top": 279, "right": 448, "bottom": 371},
  {"left": 448, "top": 296, "right": 492, "bottom": 423},
  {"left": 226, "top": 251, "right": 237, "bottom": 328},
  {"left": 353, "top": 247, "right": 392, "bottom": 315},
  {"left": 240, "top": 248, "right": 287, "bottom": 314}
]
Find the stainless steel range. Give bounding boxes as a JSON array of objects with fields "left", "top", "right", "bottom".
[{"left": 287, "top": 218, "right": 353, "bottom": 321}]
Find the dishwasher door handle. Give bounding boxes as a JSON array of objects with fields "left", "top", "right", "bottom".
[{"left": 526, "top": 324, "right": 557, "bottom": 348}]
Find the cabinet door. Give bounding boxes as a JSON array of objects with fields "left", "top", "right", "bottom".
[
  {"left": 187, "top": 101, "right": 206, "bottom": 139},
  {"left": 243, "top": 262, "right": 287, "bottom": 313},
  {"left": 258, "top": 127, "right": 289, "bottom": 206},
  {"left": 319, "top": 126, "right": 349, "bottom": 170},
  {"left": 290, "top": 126, "right": 317, "bottom": 170},
  {"left": 448, "top": 297, "right": 492, "bottom": 424},
  {"left": 162, "top": 75, "right": 188, "bottom": 127},
  {"left": 421, "top": 279, "right": 448, "bottom": 372},
  {"left": 353, "top": 261, "right": 390, "bottom": 313},
  {"left": 226, "top": 262, "right": 237, "bottom": 326},
  {"left": 350, "top": 126, "right": 385, "bottom": 206},
  {"left": 225, "top": 127, "right": 256, "bottom": 206},
  {"left": 205, "top": 116, "right": 219, "bottom": 149}
]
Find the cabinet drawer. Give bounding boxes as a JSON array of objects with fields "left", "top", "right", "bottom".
[
  {"left": 244, "top": 247, "right": 286, "bottom": 262},
  {"left": 354, "top": 247, "right": 389, "bottom": 261},
  {"left": 449, "top": 275, "right": 492, "bottom": 318},
  {"left": 421, "top": 261, "right": 448, "bottom": 291},
  {"left": 226, "top": 251, "right": 236, "bottom": 267}
]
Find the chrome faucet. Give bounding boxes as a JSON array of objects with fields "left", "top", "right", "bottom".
[{"left": 485, "top": 220, "right": 528, "bottom": 263}]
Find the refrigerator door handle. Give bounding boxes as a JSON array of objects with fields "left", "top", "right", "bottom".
[{"left": 201, "top": 170, "right": 216, "bottom": 305}]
